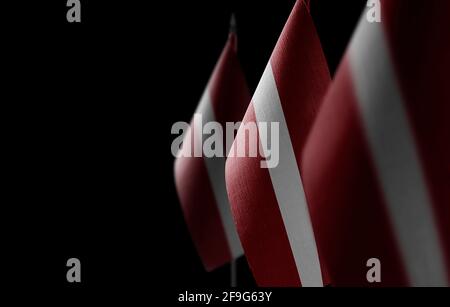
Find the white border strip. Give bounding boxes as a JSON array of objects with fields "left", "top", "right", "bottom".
[{"left": 253, "top": 64, "right": 323, "bottom": 287}]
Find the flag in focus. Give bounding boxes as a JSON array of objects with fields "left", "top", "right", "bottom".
[{"left": 225, "top": 0, "right": 331, "bottom": 287}]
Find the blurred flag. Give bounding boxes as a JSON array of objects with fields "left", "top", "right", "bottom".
[
  {"left": 302, "top": 0, "right": 450, "bottom": 286},
  {"left": 225, "top": 0, "right": 331, "bottom": 286},
  {"left": 174, "top": 18, "right": 250, "bottom": 271}
]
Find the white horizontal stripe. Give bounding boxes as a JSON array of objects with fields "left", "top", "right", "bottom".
[
  {"left": 349, "top": 17, "right": 448, "bottom": 286},
  {"left": 253, "top": 64, "right": 323, "bottom": 287},
  {"left": 197, "top": 90, "right": 244, "bottom": 259}
]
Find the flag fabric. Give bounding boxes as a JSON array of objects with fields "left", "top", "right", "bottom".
[
  {"left": 302, "top": 0, "right": 450, "bottom": 286},
  {"left": 174, "top": 29, "right": 250, "bottom": 271},
  {"left": 225, "top": 0, "right": 331, "bottom": 286}
]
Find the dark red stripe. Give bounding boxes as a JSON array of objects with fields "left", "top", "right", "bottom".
[
  {"left": 175, "top": 153, "right": 231, "bottom": 271},
  {"left": 208, "top": 32, "right": 251, "bottom": 127}
]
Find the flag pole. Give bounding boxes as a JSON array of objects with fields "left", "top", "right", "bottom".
[
  {"left": 229, "top": 13, "right": 238, "bottom": 51},
  {"left": 230, "top": 13, "right": 237, "bottom": 33},
  {"left": 231, "top": 259, "right": 237, "bottom": 287},
  {"left": 302, "top": 0, "right": 311, "bottom": 12}
]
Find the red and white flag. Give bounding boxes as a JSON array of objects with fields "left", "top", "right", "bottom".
[
  {"left": 225, "top": 0, "right": 331, "bottom": 286},
  {"left": 174, "top": 24, "right": 250, "bottom": 271},
  {"left": 302, "top": 0, "right": 450, "bottom": 286}
]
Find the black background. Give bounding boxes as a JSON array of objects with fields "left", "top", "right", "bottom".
[{"left": 4, "top": 0, "right": 374, "bottom": 299}]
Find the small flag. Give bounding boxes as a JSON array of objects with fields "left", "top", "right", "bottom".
[
  {"left": 174, "top": 18, "right": 250, "bottom": 271},
  {"left": 225, "top": 0, "right": 331, "bottom": 286}
]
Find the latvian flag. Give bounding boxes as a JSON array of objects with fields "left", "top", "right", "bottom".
[
  {"left": 174, "top": 21, "right": 250, "bottom": 271},
  {"left": 226, "top": 0, "right": 331, "bottom": 286},
  {"left": 302, "top": 0, "right": 450, "bottom": 286}
]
